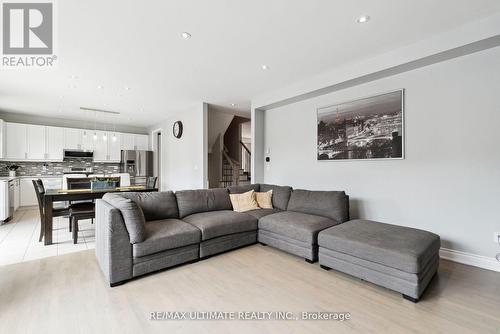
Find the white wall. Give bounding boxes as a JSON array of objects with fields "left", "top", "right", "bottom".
[
  {"left": 157, "top": 103, "right": 208, "bottom": 191},
  {"left": 262, "top": 46, "right": 500, "bottom": 259}
]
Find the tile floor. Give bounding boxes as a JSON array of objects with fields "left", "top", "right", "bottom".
[{"left": 0, "top": 207, "right": 95, "bottom": 266}]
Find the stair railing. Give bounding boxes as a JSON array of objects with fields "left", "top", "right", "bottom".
[
  {"left": 240, "top": 141, "right": 251, "bottom": 176},
  {"left": 223, "top": 146, "right": 240, "bottom": 186}
]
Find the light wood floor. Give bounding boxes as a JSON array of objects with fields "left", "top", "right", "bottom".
[{"left": 0, "top": 244, "right": 499, "bottom": 334}]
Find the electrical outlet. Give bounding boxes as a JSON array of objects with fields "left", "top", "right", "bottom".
[{"left": 494, "top": 232, "right": 500, "bottom": 244}]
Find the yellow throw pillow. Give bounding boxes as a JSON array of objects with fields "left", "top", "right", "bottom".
[
  {"left": 229, "top": 190, "right": 260, "bottom": 212},
  {"left": 255, "top": 190, "right": 273, "bottom": 209}
]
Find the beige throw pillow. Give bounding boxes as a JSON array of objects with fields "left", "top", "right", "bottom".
[
  {"left": 229, "top": 190, "right": 260, "bottom": 212},
  {"left": 255, "top": 190, "right": 273, "bottom": 209}
]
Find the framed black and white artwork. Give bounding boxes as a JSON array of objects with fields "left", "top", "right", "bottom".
[{"left": 317, "top": 89, "right": 404, "bottom": 161}]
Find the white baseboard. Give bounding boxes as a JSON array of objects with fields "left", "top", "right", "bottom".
[{"left": 440, "top": 248, "right": 500, "bottom": 272}]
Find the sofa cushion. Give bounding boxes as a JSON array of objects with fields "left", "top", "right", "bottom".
[
  {"left": 229, "top": 190, "right": 260, "bottom": 212},
  {"left": 255, "top": 190, "right": 273, "bottom": 209},
  {"left": 102, "top": 193, "right": 146, "bottom": 244},
  {"left": 182, "top": 210, "right": 258, "bottom": 241},
  {"left": 287, "top": 189, "right": 348, "bottom": 223},
  {"left": 176, "top": 188, "right": 232, "bottom": 218},
  {"left": 245, "top": 208, "right": 281, "bottom": 220},
  {"left": 259, "top": 211, "right": 337, "bottom": 245},
  {"left": 118, "top": 191, "right": 179, "bottom": 221},
  {"left": 227, "top": 184, "right": 260, "bottom": 194},
  {"left": 318, "top": 220, "right": 441, "bottom": 273},
  {"left": 259, "top": 184, "right": 292, "bottom": 210},
  {"left": 133, "top": 219, "right": 201, "bottom": 258}
]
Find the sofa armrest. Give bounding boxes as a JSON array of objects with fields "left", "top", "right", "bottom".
[{"left": 95, "top": 199, "right": 133, "bottom": 286}]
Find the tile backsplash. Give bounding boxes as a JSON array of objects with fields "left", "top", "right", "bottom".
[{"left": 0, "top": 160, "right": 121, "bottom": 177}]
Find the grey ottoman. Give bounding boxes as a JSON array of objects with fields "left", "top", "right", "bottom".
[{"left": 318, "top": 220, "right": 440, "bottom": 302}]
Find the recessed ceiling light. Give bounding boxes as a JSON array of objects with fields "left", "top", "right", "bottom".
[
  {"left": 181, "top": 32, "right": 192, "bottom": 39},
  {"left": 356, "top": 15, "right": 370, "bottom": 23},
  {"left": 261, "top": 65, "right": 269, "bottom": 70},
  {"left": 230, "top": 103, "right": 236, "bottom": 107},
  {"left": 97, "top": 85, "right": 103, "bottom": 89},
  {"left": 124, "top": 86, "right": 131, "bottom": 91},
  {"left": 59, "top": 95, "right": 64, "bottom": 99}
]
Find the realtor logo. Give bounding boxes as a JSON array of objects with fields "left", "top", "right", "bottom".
[{"left": 1, "top": 1, "right": 56, "bottom": 67}]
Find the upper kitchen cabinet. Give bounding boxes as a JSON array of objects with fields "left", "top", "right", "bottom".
[
  {"left": 121, "top": 133, "right": 149, "bottom": 150},
  {"left": 108, "top": 133, "right": 122, "bottom": 161},
  {"left": 121, "top": 133, "right": 135, "bottom": 150},
  {"left": 92, "top": 130, "right": 107, "bottom": 161},
  {"left": 27, "top": 125, "right": 47, "bottom": 160},
  {"left": 5, "top": 123, "right": 27, "bottom": 160},
  {"left": 64, "top": 128, "right": 83, "bottom": 150},
  {"left": 1, "top": 121, "right": 147, "bottom": 162},
  {"left": 46, "top": 126, "right": 64, "bottom": 160},
  {"left": 135, "top": 135, "right": 149, "bottom": 150},
  {"left": 6, "top": 123, "right": 64, "bottom": 161},
  {"left": 81, "top": 130, "right": 95, "bottom": 151},
  {"left": 93, "top": 131, "right": 122, "bottom": 162}
]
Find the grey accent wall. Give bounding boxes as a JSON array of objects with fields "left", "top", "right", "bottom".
[{"left": 261, "top": 46, "right": 500, "bottom": 259}]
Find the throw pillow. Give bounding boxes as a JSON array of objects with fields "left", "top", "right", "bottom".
[
  {"left": 229, "top": 190, "right": 260, "bottom": 212},
  {"left": 255, "top": 190, "right": 273, "bottom": 209}
]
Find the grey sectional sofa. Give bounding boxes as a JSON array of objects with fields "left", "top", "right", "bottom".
[{"left": 95, "top": 183, "right": 439, "bottom": 302}]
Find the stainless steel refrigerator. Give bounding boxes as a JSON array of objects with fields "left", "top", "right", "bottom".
[{"left": 121, "top": 150, "right": 154, "bottom": 185}]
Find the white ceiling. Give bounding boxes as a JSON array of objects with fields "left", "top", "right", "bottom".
[{"left": 1, "top": 0, "right": 499, "bottom": 128}]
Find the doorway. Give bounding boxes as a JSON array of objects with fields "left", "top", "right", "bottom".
[{"left": 152, "top": 129, "right": 162, "bottom": 190}]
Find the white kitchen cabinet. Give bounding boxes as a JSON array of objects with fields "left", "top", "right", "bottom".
[
  {"left": 6, "top": 123, "right": 27, "bottom": 160},
  {"left": 27, "top": 125, "right": 47, "bottom": 160},
  {"left": 46, "top": 126, "right": 64, "bottom": 160},
  {"left": 20, "top": 178, "right": 37, "bottom": 207},
  {"left": 94, "top": 131, "right": 122, "bottom": 162},
  {"left": 64, "top": 128, "right": 83, "bottom": 150},
  {"left": 3, "top": 122, "right": 147, "bottom": 162},
  {"left": 108, "top": 133, "right": 122, "bottom": 161},
  {"left": 13, "top": 178, "right": 20, "bottom": 211},
  {"left": 0, "top": 120, "right": 5, "bottom": 159},
  {"left": 93, "top": 130, "right": 108, "bottom": 161},
  {"left": 81, "top": 130, "right": 95, "bottom": 151},
  {"left": 135, "top": 135, "right": 149, "bottom": 150},
  {"left": 121, "top": 133, "right": 135, "bottom": 150}
]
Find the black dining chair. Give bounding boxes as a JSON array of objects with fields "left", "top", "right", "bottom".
[
  {"left": 146, "top": 176, "right": 157, "bottom": 188},
  {"left": 67, "top": 176, "right": 120, "bottom": 244},
  {"left": 69, "top": 203, "right": 95, "bottom": 244},
  {"left": 32, "top": 179, "right": 70, "bottom": 242}
]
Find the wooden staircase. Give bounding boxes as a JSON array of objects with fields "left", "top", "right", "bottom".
[{"left": 219, "top": 147, "right": 251, "bottom": 188}]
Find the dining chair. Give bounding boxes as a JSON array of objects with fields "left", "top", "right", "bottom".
[
  {"left": 69, "top": 203, "right": 95, "bottom": 244},
  {"left": 32, "top": 179, "right": 70, "bottom": 242},
  {"left": 67, "top": 176, "right": 119, "bottom": 244},
  {"left": 146, "top": 176, "right": 157, "bottom": 188}
]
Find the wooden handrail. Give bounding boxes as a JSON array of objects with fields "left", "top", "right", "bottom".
[{"left": 240, "top": 141, "right": 251, "bottom": 155}]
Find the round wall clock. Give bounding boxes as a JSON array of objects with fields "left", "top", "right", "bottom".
[{"left": 173, "top": 121, "right": 183, "bottom": 138}]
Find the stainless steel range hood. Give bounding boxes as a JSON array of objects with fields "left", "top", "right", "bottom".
[{"left": 63, "top": 149, "right": 94, "bottom": 160}]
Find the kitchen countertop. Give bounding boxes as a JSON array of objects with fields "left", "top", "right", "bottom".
[{"left": 0, "top": 175, "right": 64, "bottom": 181}]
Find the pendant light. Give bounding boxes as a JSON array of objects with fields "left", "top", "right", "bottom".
[{"left": 93, "top": 111, "right": 97, "bottom": 141}]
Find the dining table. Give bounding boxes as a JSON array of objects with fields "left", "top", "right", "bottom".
[{"left": 43, "top": 186, "right": 158, "bottom": 245}]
